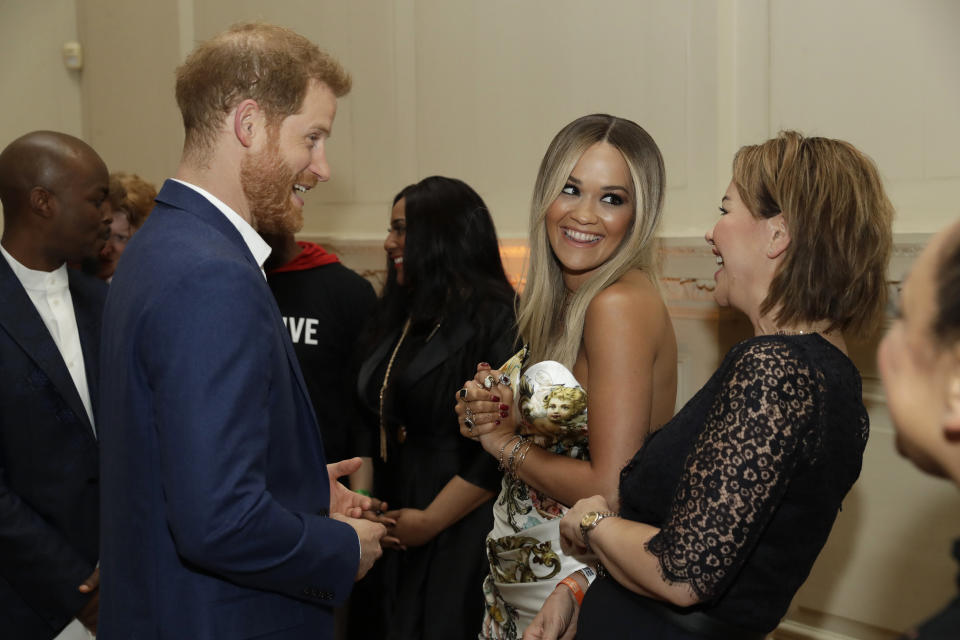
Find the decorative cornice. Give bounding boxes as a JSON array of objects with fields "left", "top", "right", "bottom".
[{"left": 310, "top": 234, "right": 928, "bottom": 309}]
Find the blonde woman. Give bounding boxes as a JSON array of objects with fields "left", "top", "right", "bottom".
[{"left": 456, "top": 114, "right": 678, "bottom": 639}]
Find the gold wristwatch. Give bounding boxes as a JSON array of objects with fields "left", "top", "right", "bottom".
[{"left": 580, "top": 511, "right": 618, "bottom": 551}]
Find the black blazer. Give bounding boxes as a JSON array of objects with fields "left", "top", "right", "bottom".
[{"left": 0, "top": 257, "right": 104, "bottom": 639}]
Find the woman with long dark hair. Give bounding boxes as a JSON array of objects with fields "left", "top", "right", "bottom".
[{"left": 352, "top": 176, "right": 518, "bottom": 640}]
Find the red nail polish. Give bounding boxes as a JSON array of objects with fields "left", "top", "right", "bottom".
[
  {"left": 499, "top": 404, "right": 509, "bottom": 411},
  {"left": 500, "top": 410, "right": 509, "bottom": 418},
  {"left": 495, "top": 420, "right": 501, "bottom": 425},
  {"left": 491, "top": 395, "right": 500, "bottom": 402},
  {"left": 479, "top": 362, "right": 490, "bottom": 368}
]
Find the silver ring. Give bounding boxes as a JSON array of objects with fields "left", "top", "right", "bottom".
[
  {"left": 458, "top": 388, "right": 468, "bottom": 400},
  {"left": 464, "top": 417, "right": 475, "bottom": 431},
  {"left": 483, "top": 375, "right": 496, "bottom": 390},
  {"left": 498, "top": 373, "right": 511, "bottom": 387},
  {"left": 465, "top": 407, "right": 474, "bottom": 421}
]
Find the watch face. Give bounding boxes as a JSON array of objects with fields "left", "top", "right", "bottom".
[{"left": 581, "top": 511, "right": 599, "bottom": 528}]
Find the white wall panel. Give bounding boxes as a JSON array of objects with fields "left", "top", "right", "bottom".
[
  {"left": 0, "top": 0, "right": 83, "bottom": 144},
  {"left": 769, "top": 0, "right": 960, "bottom": 233}
]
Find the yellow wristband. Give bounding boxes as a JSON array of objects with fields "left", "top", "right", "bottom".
[{"left": 559, "top": 576, "right": 585, "bottom": 606}]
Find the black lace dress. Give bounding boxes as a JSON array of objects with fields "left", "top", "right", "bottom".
[{"left": 577, "top": 335, "right": 869, "bottom": 638}]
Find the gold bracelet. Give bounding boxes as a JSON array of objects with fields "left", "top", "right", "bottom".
[
  {"left": 512, "top": 439, "right": 536, "bottom": 475},
  {"left": 506, "top": 436, "right": 527, "bottom": 474},
  {"left": 498, "top": 435, "right": 522, "bottom": 471}
]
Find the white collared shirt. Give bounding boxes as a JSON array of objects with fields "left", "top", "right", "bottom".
[
  {"left": 170, "top": 179, "right": 272, "bottom": 277},
  {"left": 0, "top": 245, "right": 95, "bottom": 433}
]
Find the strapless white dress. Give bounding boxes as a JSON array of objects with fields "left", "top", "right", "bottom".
[{"left": 479, "top": 360, "right": 590, "bottom": 640}]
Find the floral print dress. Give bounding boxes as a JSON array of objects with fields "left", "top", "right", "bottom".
[{"left": 479, "top": 359, "right": 590, "bottom": 640}]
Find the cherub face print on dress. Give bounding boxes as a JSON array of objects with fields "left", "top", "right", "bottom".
[{"left": 518, "top": 361, "right": 588, "bottom": 443}]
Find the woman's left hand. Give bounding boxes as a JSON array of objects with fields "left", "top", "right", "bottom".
[
  {"left": 559, "top": 495, "right": 614, "bottom": 558},
  {"left": 382, "top": 508, "right": 438, "bottom": 548}
]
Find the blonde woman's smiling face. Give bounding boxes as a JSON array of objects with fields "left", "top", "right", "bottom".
[{"left": 545, "top": 142, "right": 634, "bottom": 291}]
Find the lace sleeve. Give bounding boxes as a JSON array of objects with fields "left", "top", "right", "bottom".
[{"left": 645, "top": 340, "right": 820, "bottom": 601}]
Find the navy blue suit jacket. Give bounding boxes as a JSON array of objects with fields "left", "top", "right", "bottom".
[
  {"left": 97, "top": 180, "right": 358, "bottom": 639},
  {"left": 0, "top": 258, "right": 104, "bottom": 639}
]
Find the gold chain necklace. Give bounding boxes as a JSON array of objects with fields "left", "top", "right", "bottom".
[{"left": 378, "top": 318, "right": 412, "bottom": 461}]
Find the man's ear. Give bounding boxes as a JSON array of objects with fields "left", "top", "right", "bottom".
[
  {"left": 233, "top": 99, "right": 264, "bottom": 148},
  {"left": 766, "top": 214, "right": 791, "bottom": 259},
  {"left": 28, "top": 186, "right": 56, "bottom": 220},
  {"left": 943, "top": 346, "right": 960, "bottom": 440}
]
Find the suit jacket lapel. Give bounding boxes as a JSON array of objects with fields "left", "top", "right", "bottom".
[
  {"left": 398, "top": 315, "right": 475, "bottom": 389},
  {"left": 156, "top": 180, "right": 319, "bottom": 433},
  {"left": 155, "top": 181, "right": 252, "bottom": 262},
  {"left": 356, "top": 326, "right": 402, "bottom": 402},
  {"left": 70, "top": 270, "right": 102, "bottom": 425},
  {"left": 358, "top": 315, "right": 477, "bottom": 397},
  {"left": 0, "top": 258, "right": 95, "bottom": 435},
  {"left": 267, "top": 289, "right": 320, "bottom": 428}
]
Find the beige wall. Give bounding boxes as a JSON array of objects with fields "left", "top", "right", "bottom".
[
  {"left": 0, "top": 0, "right": 83, "bottom": 144},
  {"left": 77, "top": 0, "right": 183, "bottom": 189},
  {"left": 0, "top": 0, "right": 83, "bottom": 228},
  {"left": 3, "top": 1, "right": 960, "bottom": 638},
  {"left": 7, "top": 0, "right": 951, "bottom": 240}
]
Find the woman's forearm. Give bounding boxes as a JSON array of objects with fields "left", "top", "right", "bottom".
[
  {"left": 588, "top": 517, "right": 699, "bottom": 607},
  {"left": 422, "top": 475, "right": 496, "bottom": 535},
  {"left": 494, "top": 438, "right": 618, "bottom": 508}
]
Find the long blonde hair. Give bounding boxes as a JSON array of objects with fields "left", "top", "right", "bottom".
[{"left": 518, "top": 114, "right": 665, "bottom": 367}]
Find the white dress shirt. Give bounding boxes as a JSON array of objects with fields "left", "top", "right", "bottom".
[{"left": 0, "top": 245, "right": 95, "bottom": 433}]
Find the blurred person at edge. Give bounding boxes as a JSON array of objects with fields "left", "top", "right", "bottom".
[
  {"left": 94, "top": 172, "right": 157, "bottom": 281},
  {"left": 879, "top": 219, "right": 960, "bottom": 639},
  {"left": 520, "top": 131, "right": 893, "bottom": 640}
]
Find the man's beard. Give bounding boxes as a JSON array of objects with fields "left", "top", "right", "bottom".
[{"left": 240, "top": 137, "right": 304, "bottom": 235}]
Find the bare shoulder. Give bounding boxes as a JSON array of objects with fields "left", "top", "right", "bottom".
[{"left": 586, "top": 269, "right": 669, "bottom": 321}]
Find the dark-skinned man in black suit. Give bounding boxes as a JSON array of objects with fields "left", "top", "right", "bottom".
[{"left": 0, "top": 130, "right": 112, "bottom": 638}]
